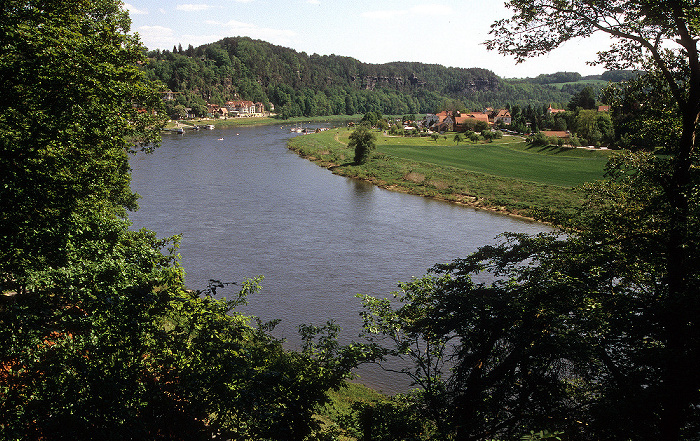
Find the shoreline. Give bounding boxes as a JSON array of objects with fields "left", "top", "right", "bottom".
[
  {"left": 165, "top": 114, "right": 362, "bottom": 130},
  {"left": 286, "top": 129, "right": 586, "bottom": 223},
  {"left": 299, "top": 148, "right": 541, "bottom": 223}
]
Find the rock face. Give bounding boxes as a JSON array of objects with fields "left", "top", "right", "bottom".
[
  {"left": 357, "top": 74, "right": 425, "bottom": 90},
  {"left": 349, "top": 70, "right": 498, "bottom": 93}
]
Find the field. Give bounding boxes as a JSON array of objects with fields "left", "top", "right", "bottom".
[
  {"left": 374, "top": 134, "right": 609, "bottom": 188},
  {"left": 288, "top": 128, "right": 613, "bottom": 220},
  {"left": 548, "top": 79, "right": 610, "bottom": 90}
]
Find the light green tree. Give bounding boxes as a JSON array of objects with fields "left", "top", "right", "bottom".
[{"left": 0, "top": 0, "right": 166, "bottom": 291}]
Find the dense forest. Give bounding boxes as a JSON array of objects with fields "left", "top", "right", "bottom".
[{"left": 144, "top": 37, "right": 629, "bottom": 118}]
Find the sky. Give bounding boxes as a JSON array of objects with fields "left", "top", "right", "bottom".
[{"left": 124, "top": 0, "right": 613, "bottom": 79}]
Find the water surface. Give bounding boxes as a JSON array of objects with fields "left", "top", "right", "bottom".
[{"left": 129, "top": 124, "right": 546, "bottom": 393}]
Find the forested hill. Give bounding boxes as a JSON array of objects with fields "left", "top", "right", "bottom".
[{"left": 143, "top": 36, "right": 614, "bottom": 118}]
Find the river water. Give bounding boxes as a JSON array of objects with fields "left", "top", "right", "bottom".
[{"left": 128, "top": 123, "right": 546, "bottom": 394}]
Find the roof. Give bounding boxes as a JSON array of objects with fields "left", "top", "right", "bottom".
[
  {"left": 463, "top": 113, "right": 490, "bottom": 123},
  {"left": 541, "top": 130, "right": 570, "bottom": 138},
  {"left": 495, "top": 109, "right": 511, "bottom": 118},
  {"left": 226, "top": 100, "right": 255, "bottom": 107},
  {"left": 547, "top": 105, "right": 566, "bottom": 114}
]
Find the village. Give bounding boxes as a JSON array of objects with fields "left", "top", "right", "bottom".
[{"left": 161, "top": 86, "right": 616, "bottom": 149}]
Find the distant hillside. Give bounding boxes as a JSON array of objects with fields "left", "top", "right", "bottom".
[{"left": 143, "top": 37, "right": 633, "bottom": 118}]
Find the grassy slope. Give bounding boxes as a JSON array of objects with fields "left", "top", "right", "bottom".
[{"left": 288, "top": 128, "right": 612, "bottom": 220}]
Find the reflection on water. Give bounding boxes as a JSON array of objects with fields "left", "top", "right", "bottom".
[{"left": 129, "top": 124, "right": 547, "bottom": 394}]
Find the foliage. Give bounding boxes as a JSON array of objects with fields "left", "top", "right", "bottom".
[
  {"left": 0, "top": 0, "right": 167, "bottom": 292},
  {"left": 348, "top": 1, "right": 700, "bottom": 440},
  {"left": 567, "top": 86, "right": 597, "bottom": 110},
  {"left": 349, "top": 126, "right": 377, "bottom": 164},
  {"left": 349, "top": 394, "right": 431, "bottom": 441},
  {"left": 0, "top": 2, "right": 365, "bottom": 440},
  {"left": 530, "top": 71, "right": 582, "bottom": 84},
  {"left": 360, "top": 111, "right": 382, "bottom": 127},
  {"left": 527, "top": 132, "right": 550, "bottom": 146},
  {"left": 360, "top": 148, "right": 700, "bottom": 439},
  {"left": 574, "top": 109, "right": 614, "bottom": 146}
]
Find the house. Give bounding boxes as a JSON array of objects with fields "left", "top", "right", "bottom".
[
  {"left": 430, "top": 110, "right": 491, "bottom": 132},
  {"left": 255, "top": 102, "right": 265, "bottom": 114},
  {"left": 225, "top": 100, "right": 256, "bottom": 116},
  {"left": 161, "top": 90, "right": 176, "bottom": 101},
  {"left": 598, "top": 105, "right": 611, "bottom": 112},
  {"left": 436, "top": 113, "right": 455, "bottom": 132},
  {"left": 456, "top": 112, "right": 490, "bottom": 131},
  {"left": 493, "top": 109, "right": 512, "bottom": 125},
  {"left": 207, "top": 104, "right": 221, "bottom": 115},
  {"left": 423, "top": 114, "right": 440, "bottom": 127}
]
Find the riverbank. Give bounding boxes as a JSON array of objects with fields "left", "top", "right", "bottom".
[
  {"left": 288, "top": 128, "right": 610, "bottom": 221},
  {"left": 165, "top": 114, "right": 362, "bottom": 130}
]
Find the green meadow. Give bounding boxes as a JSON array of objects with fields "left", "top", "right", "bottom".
[
  {"left": 374, "top": 134, "right": 609, "bottom": 188},
  {"left": 288, "top": 128, "right": 613, "bottom": 220}
]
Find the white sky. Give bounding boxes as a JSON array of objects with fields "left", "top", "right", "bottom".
[{"left": 124, "top": 0, "right": 612, "bottom": 79}]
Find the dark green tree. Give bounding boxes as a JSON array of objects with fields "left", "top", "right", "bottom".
[
  {"left": 0, "top": 0, "right": 166, "bottom": 292},
  {"left": 361, "top": 111, "right": 381, "bottom": 127},
  {"left": 567, "top": 85, "right": 597, "bottom": 110},
  {"left": 486, "top": 1, "right": 700, "bottom": 439},
  {"left": 361, "top": 2, "right": 700, "bottom": 440},
  {"left": 349, "top": 126, "right": 377, "bottom": 164},
  {"left": 0, "top": 1, "right": 364, "bottom": 440}
]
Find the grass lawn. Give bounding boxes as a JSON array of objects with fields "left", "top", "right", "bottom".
[
  {"left": 288, "top": 128, "right": 614, "bottom": 220},
  {"left": 374, "top": 134, "right": 610, "bottom": 188}
]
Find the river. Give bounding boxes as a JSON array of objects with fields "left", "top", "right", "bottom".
[{"left": 128, "top": 123, "right": 547, "bottom": 394}]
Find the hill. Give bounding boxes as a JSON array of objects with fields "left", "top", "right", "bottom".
[{"left": 144, "top": 37, "right": 632, "bottom": 118}]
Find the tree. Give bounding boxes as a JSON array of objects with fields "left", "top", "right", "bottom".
[
  {"left": 349, "top": 126, "right": 376, "bottom": 164},
  {"left": 567, "top": 85, "right": 597, "bottom": 110},
  {"left": 360, "top": 241, "right": 599, "bottom": 440},
  {"left": 483, "top": 2, "right": 700, "bottom": 439},
  {"left": 377, "top": 118, "right": 390, "bottom": 131},
  {"left": 0, "top": 0, "right": 166, "bottom": 293},
  {"left": 361, "top": 111, "right": 381, "bottom": 127},
  {"left": 0, "top": 1, "right": 363, "bottom": 439}
]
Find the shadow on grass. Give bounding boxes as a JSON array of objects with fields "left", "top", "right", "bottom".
[{"left": 524, "top": 144, "right": 575, "bottom": 155}]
